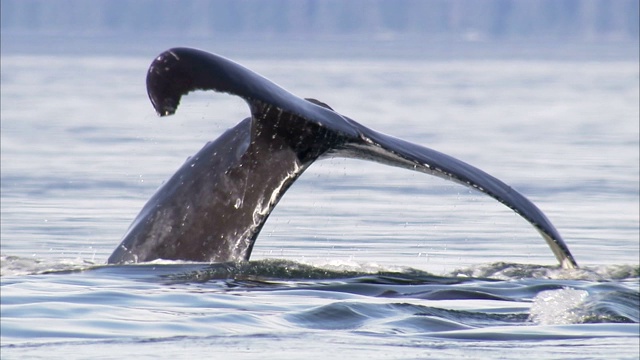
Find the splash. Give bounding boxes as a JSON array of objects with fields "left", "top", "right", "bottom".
[{"left": 528, "top": 287, "right": 589, "bottom": 325}]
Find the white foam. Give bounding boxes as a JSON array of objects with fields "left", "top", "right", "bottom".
[
  {"left": 528, "top": 287, "right": 589, "bottom": 325},
  {"left": 296, "top": 257, "right": 409, "bottom": 274},
  {"left": 0, "top": 255, "right": 95, "bottom": 276}
]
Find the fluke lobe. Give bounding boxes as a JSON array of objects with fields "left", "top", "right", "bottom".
[{"left": 107, "top": 47, "right": 578, "bottom": 269}]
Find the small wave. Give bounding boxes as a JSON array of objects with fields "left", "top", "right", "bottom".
[
  {"left": 286, "top": 301, "right": 525, "bottom": 332},
  {"left": 163, "top": 260, "right": 639, "bottom": 284},
  {"left": 450, "top": 261, "right": 639, "bottom": 281},
  {"left": 580, "top": 287, "right": 640, "bottom": 323},
  {"left": 162, "top": 259, "right": 462, "bottom": 287},
  {"left": 0, "top": 254, "right": 97, "bottom": 277}
]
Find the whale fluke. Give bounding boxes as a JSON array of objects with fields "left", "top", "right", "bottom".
[{"left": 107, "top": 47, "right": 578, "bottom": 269}]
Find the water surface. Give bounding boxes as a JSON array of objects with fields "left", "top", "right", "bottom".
[{"left": 1, "top": 52, "right": 638, "bottom": 359}]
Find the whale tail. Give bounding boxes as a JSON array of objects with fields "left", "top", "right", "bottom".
[{"left": 109, "top": 47, "right": 578, "bottom": 269}]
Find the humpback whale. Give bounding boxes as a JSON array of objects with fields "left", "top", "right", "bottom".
[{"left": 108, "top": 47, "right": 578, "bottom": 269}]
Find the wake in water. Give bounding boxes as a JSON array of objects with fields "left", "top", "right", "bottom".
[
  {"left": 161, "top": 259, "right": 639, "bottom": 325},
  {"left": 3, "top": 255, "right": 637, "bottom": 329}
]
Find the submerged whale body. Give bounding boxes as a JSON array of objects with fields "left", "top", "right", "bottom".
[{"left": 107, "top": 47, "right": 578, "bottom": 269}]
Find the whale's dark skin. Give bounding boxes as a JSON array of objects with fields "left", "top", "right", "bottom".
[{"left": 107, "top": 48, "right": 578, "bottom": 269}]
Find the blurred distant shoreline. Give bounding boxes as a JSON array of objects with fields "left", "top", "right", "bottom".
[
  {"left": 2, "top": 0, "right": 637, "bottom": 60},
  {"left": 2, "top": 32, "right": 638, "bottom": 61}
]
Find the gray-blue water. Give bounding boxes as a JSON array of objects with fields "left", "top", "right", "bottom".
[{"left": 1, "top": 51, "right": 639, "bottom": 359}]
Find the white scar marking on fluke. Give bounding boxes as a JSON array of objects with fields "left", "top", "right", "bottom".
[{"left": 229, "top": 162, "right": 303, "bottom": 259}]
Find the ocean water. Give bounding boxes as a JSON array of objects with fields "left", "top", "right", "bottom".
[{"left": 1, "top": 50, "right": 638, "bottom": 359}]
